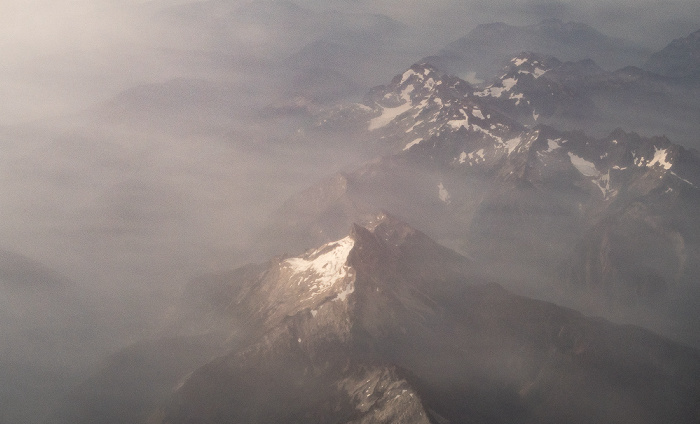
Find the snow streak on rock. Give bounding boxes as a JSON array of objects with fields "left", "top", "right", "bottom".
[
  {"left": 438, "top": 182, "right": 451, "bottom": 203},
  {"left": 369, "top": 88, "right": 415, "bottom": 131},
  {"left": 404, "top": 138, "right": 423, "bottom": 151}
]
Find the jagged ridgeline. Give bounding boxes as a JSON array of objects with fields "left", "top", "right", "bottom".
[
  {"left": 50, "top": 214, "right": 700, "bottom": 423},
  {"left": 43, "top": 23, "right": 700, "bottom": 424},
  {"left": 258, "top": 60, "right": 700, "bottom": 349}
]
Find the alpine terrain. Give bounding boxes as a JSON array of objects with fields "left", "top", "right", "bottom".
[
  {"left": 49, "top": 214, "right": 700, "bottom": 423},
  {"left": 4, "top": 4, "right": 700, "bottom": 424}
]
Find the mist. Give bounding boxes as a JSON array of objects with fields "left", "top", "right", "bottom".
[
  {"left": 4, "top": 0, "right": 700, "bottom": 124},
  {"left": 2, "top": 0, "right": 700, "bottom": 422}
]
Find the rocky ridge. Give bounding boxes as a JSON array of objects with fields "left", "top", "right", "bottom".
[
  {"left": 262, "top": 61, "right": 700, "bottom": 347},
  {"left": 158, "top": 214, "right": 700, "bottom": 423}
]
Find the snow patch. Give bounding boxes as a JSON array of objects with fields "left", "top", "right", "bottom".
[
  {"left": 476, "top": 73, "right": 519, "bottom": 96},
  {"left": 459, "top": 151, "right": 467, "bottom": 164},
  {"left": 502, "top": 77, "right": 517, "bottom": 91},
  {"left": 546, "top": 138, "right": 562, "bottom": 152},
  {"left": 472, "top": 108, "right": 485, "bottom": 120},
  {"left": 403, "top": 138, "right": 423, "bottom": 151},
  {"left": 633, "top": 147, "right": 673, "bottom": 170},
  {"left": 448, "top": 109, "right": 470, "bottom": 130},
  {"left": 400, "top": 69, "right": 423, "bottom": 84},
  {"left": 476, "top": 86, "right": 503, "bottom": 98},
  {"left": 369, "top": 102, "right": 413, "bottom": 130},
  {"left": 568, "top": 152, "right": 600, "bottom": 177},
  {"left": 464, "top": 149, "right": 486, "bottom": 165},
  {"left": 503, "top": 137, "right": 521, "bottom": 154},
  {"left": 438, "top": 182, "right": 451, "bottom": 203},
  {"left": 633, "top": 152, "right": 643, "bottom": 166},
  {"left": 416, "top": 98, "right": 429, "bottom": 111},
  {"left": 334, "top": 283, "right": 354, "bottom": 302},
  {"left": 648, "top": 147, "right": 672, "bottom": 170},
  {"left": 594, "top": 171, "right": 616, "bottom": 199},
  {"left": 405, "top": 120, "right": 423, "bottom": 133},
  {"left": 474, "top": 125, "right": 504, "bottom": 144},
  {"left": 513, "top": 57, "right": 528, "bottom": 66},
  {"left": 533, "top": 67, "right": 547, "bottom": 78}
]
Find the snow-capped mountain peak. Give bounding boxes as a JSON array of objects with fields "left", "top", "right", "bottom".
[
  {"left": 282, "top": 235, "right": 356, "bottom": 303},
  {"left": 354, "top": 63, "right": 525, "bottom": 154},
  {"left": 509, "top": 53, "right": 558, "bottom": 77},
  {"left": 476, "top": 53, "right": 560, "bottom": 100},
  {"left": 252, "top": 235, "right": 358, "bottom": 329},
  {"left": 365, "top": 62, "right": 472, "bottom": 132}
]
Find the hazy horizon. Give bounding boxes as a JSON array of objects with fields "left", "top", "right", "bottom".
[
  {"left": 2, "top": 0, "right": 700, "bottom": 125},
  {"left": 1, "top": 2, "right": 700, "bottom": 422}
]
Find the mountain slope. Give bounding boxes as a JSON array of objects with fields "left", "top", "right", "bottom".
[
  {"left": 473, "top": 52, "right": 700, "bottom": 146},
  {"left": 159, "top": 215, "right": 700, "bottom": 424},
  {"left": 260, "top": 63, "right": 700, "bottom": 347},
  {"left": 0, "top": 250, "right": 153, "bottom": 424},
  {"left": 44, "top": 336, "right": 225, "bottom": 424},
  {"left": 644, "top": 28, "right": 700, "bottom": 78}
]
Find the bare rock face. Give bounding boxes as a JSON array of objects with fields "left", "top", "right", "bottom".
[{"left": 339, "top": 366, "right": 430, "bottom": 424}]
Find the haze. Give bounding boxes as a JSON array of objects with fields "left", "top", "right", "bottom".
[{"left": 1, "top": 1, "right": 699, "bottom": 422}]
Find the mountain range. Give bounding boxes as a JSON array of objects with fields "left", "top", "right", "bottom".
[
  {"left": 424, "top": 18, "right": 652, "bottom": 81},
  {"left": 14, "top": 13, "right": 700, "bottom": 424},
  {"left": 48, "top": 214, "right": 700, "bottom": 423},
  {"left": 262, "top": 56, "right": 700, "bottom": 347}
]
